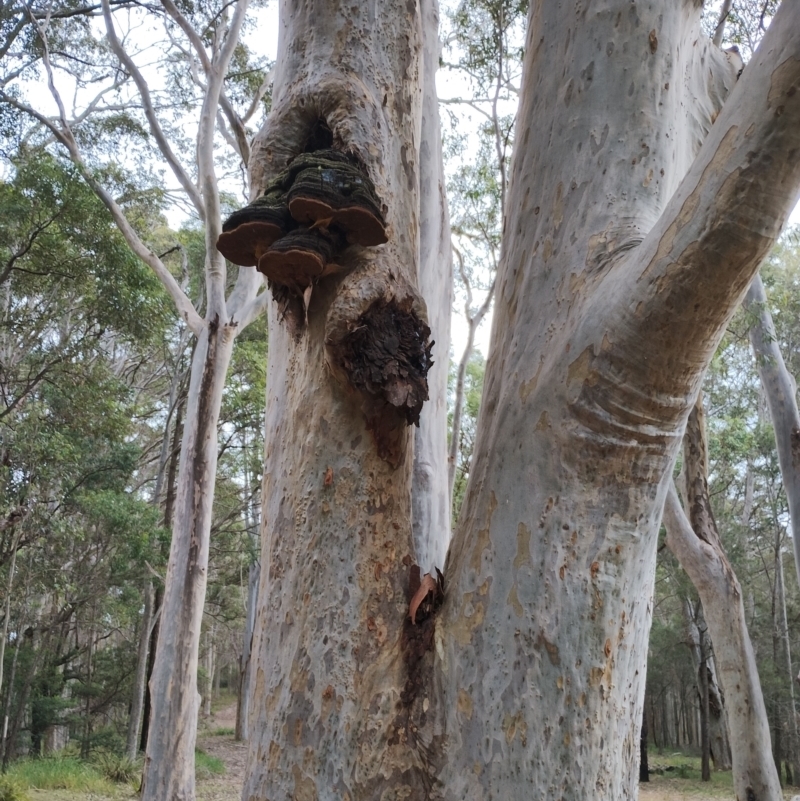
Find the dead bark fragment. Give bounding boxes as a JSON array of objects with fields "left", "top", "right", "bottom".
[{"left": 331, "top": 296, "right": 432, "bottom": 465}]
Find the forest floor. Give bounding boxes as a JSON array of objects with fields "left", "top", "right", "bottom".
[{"left": 18, "top": 709, "right": 800, "bottom": 801}]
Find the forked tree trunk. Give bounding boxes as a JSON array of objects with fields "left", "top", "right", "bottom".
[{"left": 245, "top": 1, "right": 800, "bottom": 798}]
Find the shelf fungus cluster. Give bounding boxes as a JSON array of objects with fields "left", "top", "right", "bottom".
[{"left": 216, "top": 148, "right": 387, "bottom": 295}]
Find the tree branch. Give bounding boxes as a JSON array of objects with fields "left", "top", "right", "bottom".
[
  {"left": 101, "top": 0, "right": 206, "bottom": 220},
  {"left": 612, "top": 5, "right": 800, "bottom": 406},
  {"left": 196, "top": 0, "right": 249, "bottom": 319},
  {"left": 712, "top": 0, "right": 733, "bottom": 48},
  {"left": 743, "top": 272, "right": 800, "bottom": 595}
]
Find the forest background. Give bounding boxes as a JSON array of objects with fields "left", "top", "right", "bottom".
[{"left": 0, "top": 0, "right": 800, "bottom": 796}]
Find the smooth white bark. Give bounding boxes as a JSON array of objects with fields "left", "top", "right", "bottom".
[
  {"left": 745, "top": 274, "right": 800, "bottom": 592},
  {"left": 414, "top": 0, "right": 452, "bottom": 572},
  {"left": 142, "top": 321, "right": 236, "bottom": 801},
  {"left": 438, "top": 2, "right": 800, "bottom": 797},
  {"left": 664, "top": 482, "right": 781, "bottom": 800}
]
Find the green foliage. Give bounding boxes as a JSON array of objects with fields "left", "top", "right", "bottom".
[
  {"left": 445, "top": 0, "right": 528, "bottom": 97},
  {"left": 702, "top": 0, "right": 780, "bottom": 57}
]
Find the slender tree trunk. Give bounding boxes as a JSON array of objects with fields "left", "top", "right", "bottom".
[
  {"left": 772, "top": 526, "right": 800, "bottom": 785},
  {"left": 126, "top": 580, "right": 154, "bottom": 760},
  {"left": 0, "top": 607, "right": 21, "bottom": 767},
  {"left": 141, "top": 385, "right": 185, "bottom": 754},
  {"left": 664, "top": 481, "right": 781, "bottom": 799},
  {"left": 745, "top": 273, "right": 800, "bottom": 780},
  {"left": 414, "top": 0, "right": 452, "bottom": 571},
  {"left": 664, "top": 396, "right": 779, "bottom": 797},
  {"left": 235, "top": 560, "right": 258, "bottom": 742},
  {"left": 203, "top": 622, "right": 216, "bottom": 718},
  {"left": 682, "top": 597, "right": 732, "bottom": 770},
  {"left": 141, "top": 322, "right": 237, "bottom": 801},
  {"left": 448, "top": 315, "right": 477, "bottom": 497},
  {"left": 698, "top": 615, "right": 711, "bottom": 781},
  {"left": 0, "top": 532, "right": 20, "bottom": 711},
  {"left": 777, "top": 550, "right": 800, "bottom": 785},
  {"left": 745, "top": 274, "right": 800, "bottom": 592}
]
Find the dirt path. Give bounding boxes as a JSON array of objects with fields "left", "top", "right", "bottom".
[
  {"left": 196, "top": 734, "right": 247, "bottom": 801},
  {"left": 195, "top": 701, "right": 247, "bottom": 801}
]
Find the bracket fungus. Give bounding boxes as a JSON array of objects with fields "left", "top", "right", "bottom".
[{"left": 216, "top": 148, "right": 387, "bottom": 294}]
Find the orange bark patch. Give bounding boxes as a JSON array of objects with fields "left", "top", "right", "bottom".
[
  {"left": 508, "top": 583, "right": 524, "bottom": 616},
  {"left": 452, "top": 592, "right": 486, "bottom": 646},
  {"left": 291, "top": 764, "right": 318, "bottom": 801},
  {"left": 457, "top": 688, "right": 474, "bottom": 719}
]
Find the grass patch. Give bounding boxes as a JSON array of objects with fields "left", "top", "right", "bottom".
[
  {"left": 0, "top": 775, "right": 29, "bottom": 801},
  {"left": 89, "top": 750, "right": 141, "bottom": 785},
  {"left": 210, "top": 727, "right": 235, "bottom": 736},
  {"left": 195, "top": 748, "right": 225, "bottom": 780},
  {"left": 6, "top": 757, "right": 114, "bottom": 794}
]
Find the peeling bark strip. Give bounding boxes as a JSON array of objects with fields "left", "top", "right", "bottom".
[{"left": 331, "top": 296, "right": 432, "bottom": 466}]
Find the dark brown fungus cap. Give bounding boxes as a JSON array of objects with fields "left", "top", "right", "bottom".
[
  {"left": 216, "top": 189, "right": 294, "bottom": 267},
  {"left": 257, "top": 226, "right": 346, "bottom": 290}
]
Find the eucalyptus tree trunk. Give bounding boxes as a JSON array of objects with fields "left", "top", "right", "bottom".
[
  {"left": 744, "top": 274, "right": 800, "bottom": 781},
  {"left": 745, "top": 275, "right": 800, "bottom": 589},
  {"left": 771, "top": 524, "right": 800, "bottom": 785},
  {"left": 664, "top": 481, "right": 780, "bottom": 798},
  {"left": 126, "top": 579, "right": 153, "bottom": 760},
  {"left": 665, "top": 395, "right": 780, "bottom": 794},
  {"left": 437, "top": 2, "right": 798, "bottom": 796},
  {"left": 235, "top": 559, "right": 258, "bottom": 741},
  {"left": 682, "top": 597, "right": 732, "bottom": 770},
  {"left": 414, "top": 0, "right": 452, "bottom": 571},
  {"left": 245, "top": 1, "right": 800, "bottom": 798},
  {"left": 667, "top": 396, "right": 778, "bottom": 795},
  {"left": 244, "top": 1, "right": 434, "bottom": 795},
  {"left": 142, "top": 323, "right": 237, "bottom": 800}
]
